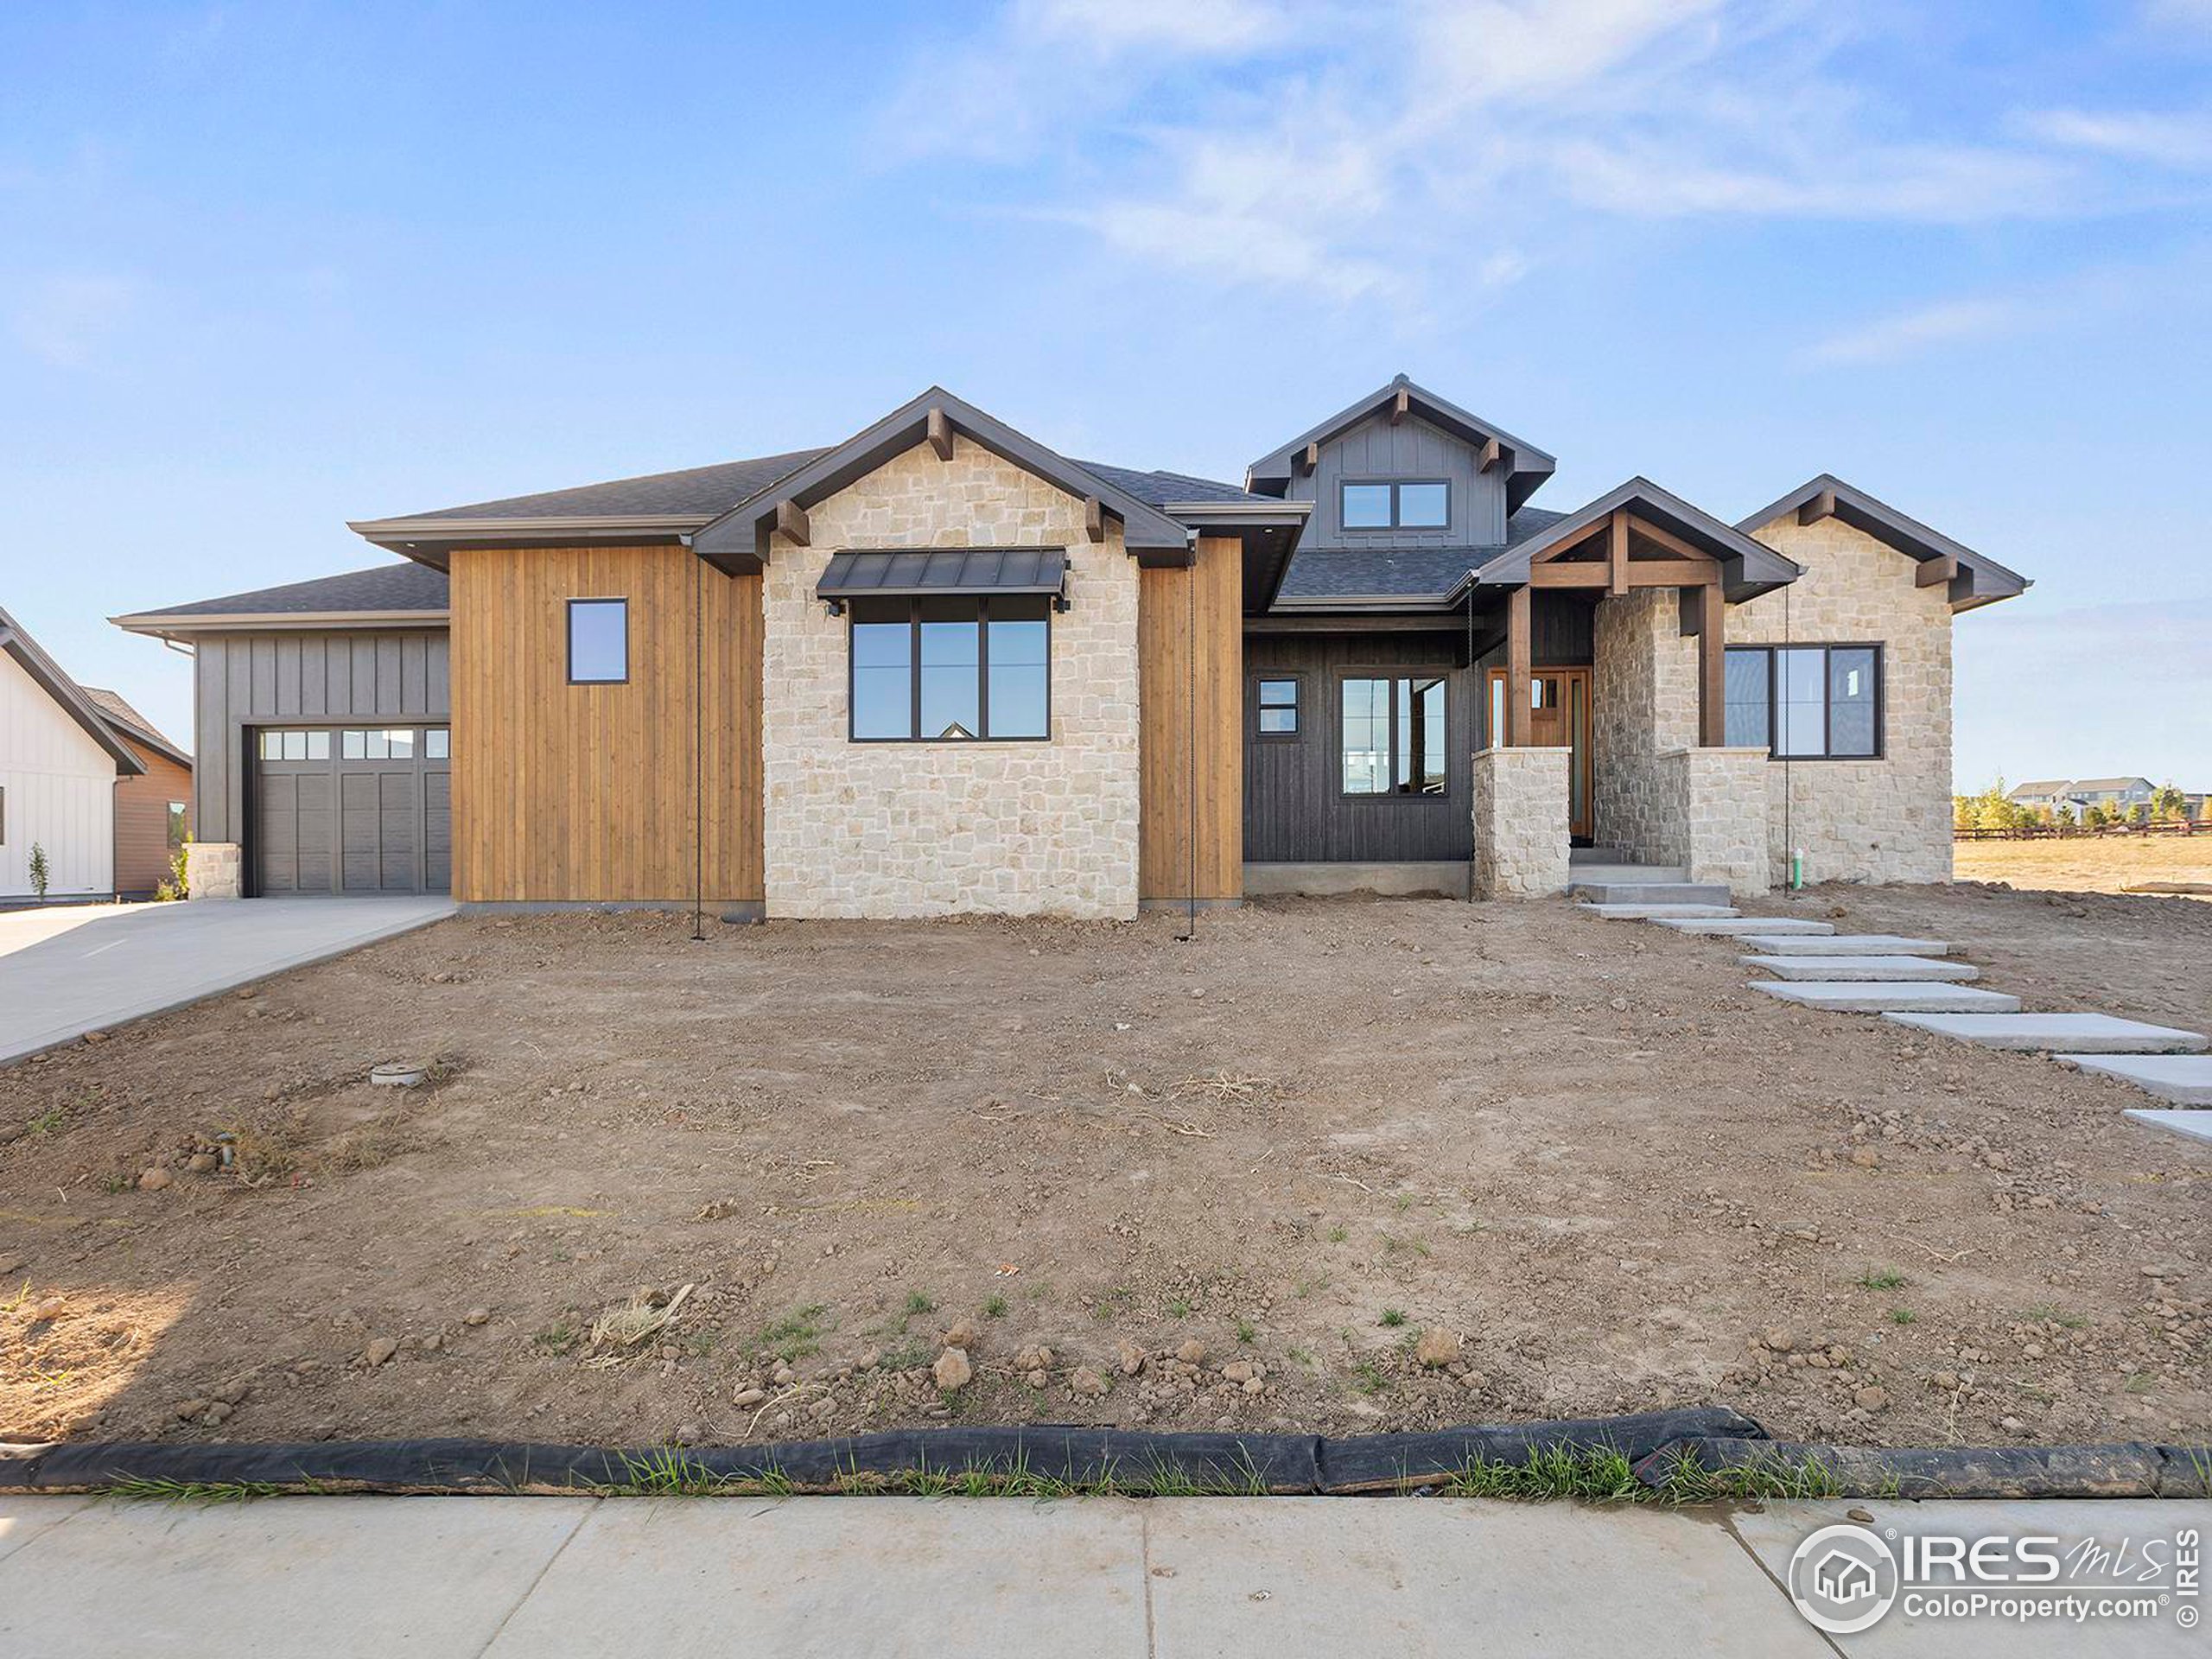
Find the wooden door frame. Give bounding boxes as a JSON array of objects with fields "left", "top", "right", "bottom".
[{"left": 1487, "top": 665, "right": 1593, "bottom": 840}]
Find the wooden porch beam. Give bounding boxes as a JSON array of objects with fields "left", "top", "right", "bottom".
[
  {"left": 1623, "top": 514, "right": 1713, "bottom": 566},
  {"left": 1916, "top": 555, "right": 1958, "bottom": 588},
  {"left": 1505, "top": 585, "right": 1531, "bottom": 747},
  {"left": 774, "top": 499, "right": 810, "bottom": 547},
  {"left": 927, "top": 406, "right": 955, "bottom": 461},
  {"left": 1389, "top": 386, "right": 1409, "bottom": 424},
  {"left": 1798, "top": 487, "right": 1837, "bottom": 527},
  {"left": 1529, "top": 557, "right": 1717, "bottom": 588},
  {"left": 1698, "top": 582, "right": 1726, "bottom": 747},
  {"left": 1084, "top": 496, "right": 1107, "bottom": 543},
  {"left": 1299, "top": 441, "right": 1319, "bottom": 474},
  {"left": 1608, "top": 510, "right": 1630, "bottom": 598},
  {"left": 1478, "top": 435, "right": 1504, "bottom": 474}
]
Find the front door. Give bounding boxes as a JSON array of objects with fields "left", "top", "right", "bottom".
[{"left": 1488, "top": 667, "right": 1594, "bottom": 841}]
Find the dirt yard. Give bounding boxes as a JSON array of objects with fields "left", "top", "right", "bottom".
[
  {"left": 1955, "top": 834, "right": 2212, "bottom": 897},
  {"left": 3, "top": 887, "right": 2207, "bottom": 1454}
]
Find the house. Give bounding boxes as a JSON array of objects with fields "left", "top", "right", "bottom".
[
  {"left": 112, "top": 377, "right": 2028, "bottom": 916},
  {"left": 2007, "top": 777, "right": 2157, "bottom": 814},
  {"left": 79, "top": 689, "right": 194, "bottom": 898},
  {"left": 0, "top": 604, "right": 188, "bottom": 903}
]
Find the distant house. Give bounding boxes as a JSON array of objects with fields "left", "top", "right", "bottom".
[
  {"left": 2007, "top": 777, "right": 2157, "bottom": 814},
  {"left": 0, "top": 604, "right": 184, "bottom": 902}
]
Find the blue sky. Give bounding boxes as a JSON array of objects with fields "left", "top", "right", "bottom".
[{"left": 4, "top": 0, "right": 2209, "bottom": 790}]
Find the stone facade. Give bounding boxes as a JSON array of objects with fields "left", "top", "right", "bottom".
[
  {"left": 1590, "top": 589, "right": 1700, "bottom": 862},
  {"left": 1734, "top": 514, "right": 1955, "bottom": 886},
  {"left": 1656, "top": 746, "right": 1770, "bottom": 893},
  {"left": 760, "top": 437, "right": 1141, "bottom": 919},
  {"left": 1471, "top": 745, "right": 1570, "bottom": 899},
  {"left": 184, "top": 841, "right": 241, "bottom": 900}
]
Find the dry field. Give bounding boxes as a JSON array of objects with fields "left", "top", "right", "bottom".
[
  {"left": 1954, "top": 833, "right": 2212, "bottom": 896},
  {"left": 2, "top": 887, "right": 2207, "bottom": 1455}
]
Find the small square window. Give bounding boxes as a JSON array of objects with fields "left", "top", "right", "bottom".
[
  {"left": 1256, "top": 677, "right": 1300, "bottom": 735},
  {"left": 569, "top": 598, "right": 628, "bottom": 683},
  {"left": 305, "top": 731, "right": 331, "bottom": 760},
  {"left": 365, "top": 729, "right": 390, "bottom": 760},
  {"left": 342, "top": 729, "right": 365, "bottom": 760},
  {"left": 1397, "top": 481, "right": 1448, "bottom": 528},
  {"left": 425, "top": 728, "right": 449, "bottom": 760},
  {"left": 282, "top": 730, "right": 308, "bottom": 760},
  {"left": 1341, "top": 483, "right": 1393, "bottom": 529},
  {"left": 259, "top": 732, "right": 283, "bottom": 760},
  {"left": 386, "top": 728, "right": 415, "bottom": 759}
]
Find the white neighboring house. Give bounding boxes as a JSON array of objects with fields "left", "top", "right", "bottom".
[{"left": 0, "top": 604, "right": 146, "bottom": 901}]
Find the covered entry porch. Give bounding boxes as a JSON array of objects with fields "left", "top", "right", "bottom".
[{"left": 1471, "top": 485, "right": 1801, "bottom": 899}]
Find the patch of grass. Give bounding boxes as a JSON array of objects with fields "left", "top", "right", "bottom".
[
  {"left": 1167, "top": 1296, "right": 1194, "bottom": 1319},
  {"left": 1857, "top": 1268, "right": 1907, "bottom": 1291},
  {"left": 99, "top": 1173, "right": 131, "bottom": 1195},
  {"left": 1287, "top": 1346, "right": 1316, "bottom": 1369},
  {"left": 879, "top": 1338, "right": 933, "bottom": 1372},
  {"left": 594, "top": 1449, "right": 792, "bottom": 1498},
  {"left": 24, "top": 1103, "right": 65, "bottom": 1136},
  {"left": 1293, "top": 1274, "right": 1328, "bottom": 1299},
  {"left": 748, "top": 1304, "right": 829, "bottom": 1363},
  {"left": 680, "top": 1327, "right": 722, "bottom": 1359},
  {"left": 108, "top": 1477, "right": 296, "bottom": 1504},
  {"left": 983, "top": 1295, "right": 1007, "bottom": 1319},
  {"left": 1437, "top": 1446, "right": 1853, "bottom": 1506},
  {"left": 1888, "top": 1307, "right": 1917, "bottom": 1326},
  {"left": 531, "top": 1319, "right": 582, "bottom": 1356},
  {"left": 1350, "top": 1359, "right": 1391, "bottom": 1395},
  {"left": 2124, "top": 1371, "right": 2155, "bottom": 1395},
  {"left": 903, "top": 1290, "right": 936, "bottom": 1319},
  {"left": 1326, "top": 1225, "right": 1348, "bottom": 1244},
  {"left": 2024, "top": 1303, "right": 2087, "bottom": 1330},
  {"left": 1235, "top": 1319, "right": 1257, "bottom": 1344},
  {"left": 1380, "top": 1234, "right": 1430, "bottom": 1259},
  {"left": 1091, "top": 1285, "right": 1133, "bottom": 1322},
  {"left": 1378, "top": 1308, "right": 1408, "bottom": 1328},
  {"left": 1392, "top": 1192, "right": 1414, "bottom": 1212}
]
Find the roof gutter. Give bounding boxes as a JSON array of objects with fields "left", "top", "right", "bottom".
[{"left": 112, "top": 609, "right": 452, "bottom": 640}]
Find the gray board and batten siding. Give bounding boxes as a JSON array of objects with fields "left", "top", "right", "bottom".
[
  {"left": 191, "top": 631, "right": 451, "bottom": 845},
  {"left": 1285, "top": 414, "right": 1510, "bottom": 550}
]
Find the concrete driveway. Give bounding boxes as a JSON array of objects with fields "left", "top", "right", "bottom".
[{"left": 0, "top": 896, "right": 454, "bottom": 1065}]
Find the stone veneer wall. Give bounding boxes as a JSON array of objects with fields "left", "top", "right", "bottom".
[
  {"left": 1659, "top": 747, "right": 1770, "bottom": 893},
  {"left": 760, "top": 437, "right": 1141, "bottom": 919},
  {"left": 1471, "top": 746, "right": 1570, "bottom": 899},
  {"left": 185, "top": 842, "right": 241, "bottom": 899},
  {"left": 1589, "top": 589, "right": 1697, "bottom": 858},
  {"left": 1734, "top": 515, "right": 1955, "bottom": 887}
]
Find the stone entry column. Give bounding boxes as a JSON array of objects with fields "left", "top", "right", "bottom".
[{"left": 1471, "top": 746, "right": 1570, "bottom": 899}]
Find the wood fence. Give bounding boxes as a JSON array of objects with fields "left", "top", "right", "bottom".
[{"left": 1955, "top": 819, "right": 2212, "bottom": 841}]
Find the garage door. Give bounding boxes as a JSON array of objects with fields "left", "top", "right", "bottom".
[{"left": 252, "top": 725, "right": 451, "bottom": 895}]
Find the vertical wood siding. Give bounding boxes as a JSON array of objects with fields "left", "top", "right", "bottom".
[
  {"left": 1139, "top": 534, "right": 1243, "bottom": 901},
  {"left": 113, "top": 746, "right": 192, "bottom": 896},
  {"left": 448, "top": 545, "right": 762, "bottom": 906},
  {"left": 191, "top": 629, "right": 450, "bottom": 844},
  {"left": 1290, "top": 413, "right": 1509, "bottom": 550}
]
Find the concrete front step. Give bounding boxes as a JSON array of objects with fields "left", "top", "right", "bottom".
[
  {"left": 2056, "top": 1053, "right": 2212, "bottom": 1106},
  {"left": 1570, "top": 881, "right": 1733, "bottom": 906},
  {"left": 1577, "top": 902, "right": 1739, "bottom": 920},
  {"left": 1740, "top": 953, "right": 1979, "bottom": 982},
  {"left": 1735, "top": 933, "right": 1953, "bottom": 957},
  {"left": 1752, "top": 981, "right": 2020, "bottom": 1014},
  {"left": 1563, "top": 864, "right": 1689, "bottom": 887},
  {"left": 1882, "top": 1012, "right": 2211, "bottom": 1054},
  {"left": 1649, "top": 917, "right": 1836, "bottom": 938},
  {"left": 1570, "top": 845, "right": 1636, "bottom": 865},
  {"left": 2124, "top": 1109, "right": 2212, "bottom": 1147}
]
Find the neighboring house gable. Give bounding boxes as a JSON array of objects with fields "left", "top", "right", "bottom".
[
  {"left": 0, "top": 604, "right": 142, "bottom": 899},
  {"left": 82, "top": 687, "right": 194, "bottom": 898}
]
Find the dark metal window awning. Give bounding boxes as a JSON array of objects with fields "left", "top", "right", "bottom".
[{"left": 817, "top": 546, "right": 1067, "bottom": 601}]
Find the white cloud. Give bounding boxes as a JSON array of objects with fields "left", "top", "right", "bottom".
[
  {"left": 1797, "top": 297, "right": 2036, "bottom": 366},
  {"left": 882, "top": 3, "right": 2203, "bottom": 306},
  {"left": 2142, "top": 0, "right": 2212, "bottom": 32},
  {"left": 10, "top": 274, "right": 142, "bottom": 368},
  {"left": 2018, "top": 107, "right": 2212, "bottom": 169}
]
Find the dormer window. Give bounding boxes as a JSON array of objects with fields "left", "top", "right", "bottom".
[{"left": 1341, "top": 480, "right": 1449, "bottom": 531}]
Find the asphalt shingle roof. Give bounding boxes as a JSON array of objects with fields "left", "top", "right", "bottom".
[
  {"left": 79, "top": 687, "right": 190, "bottom": 763},
  {"left": 1070, "top": 461, "right": 1279, "bottom": 509},
  {"left": 1274, "top": 506, "right": 1573, "bottom": 602},
  {"left": 132, "top": 562, "right": 449, "bottom": 619}
]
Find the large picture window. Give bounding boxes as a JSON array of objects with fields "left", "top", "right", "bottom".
[
  {"left": 1340, "top": 480, "right": 1450, "bottom": 531},
  {"left": 850, "top": 595, "right": 1051, "bottom": 741},
  {"left": 1724, "top": 645, "right": 1881, "bottom": 759},
  {"left": 1341, "top": 675, "right": 1447, "bottom": 795}
]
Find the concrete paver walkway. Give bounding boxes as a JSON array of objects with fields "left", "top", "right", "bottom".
[
  {"left": 0, "top": 896, "right": 455, "bottom": 1065},
  {"left": 0, "top": 1494, "right": 2201, "bottom": 1657}
]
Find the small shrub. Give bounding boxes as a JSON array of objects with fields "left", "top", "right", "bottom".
[
  {"left": 1378, "top": 1307, "right": 1408, "bottom": 1328},
  {"left": 29, "top": 842, "right": 49, "bottom": 899}
]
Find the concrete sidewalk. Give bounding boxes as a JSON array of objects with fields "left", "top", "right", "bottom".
[
  {"left": 0, "top": 896, "right": 454, "bottom": 1065},
  {"left": 0, "top": 1494, "right": 2202, "bottom": 1656}
]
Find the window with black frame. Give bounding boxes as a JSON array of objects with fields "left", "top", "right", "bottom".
[
  {"left": 1341, "top": 675, "right": 1447, "bottom": 795},
  {"left": 1340, "top": 480, "right": 1450, "bottom": 531},
  {"left": 850, "top": 594, "right": 1051, "bottom": 741},
  {"left": 1254, "top": 677, "right": 1300, "bottom": 738},
  {"left": 1724, "top": 645, "right": 1880, "bottom": 758}
]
